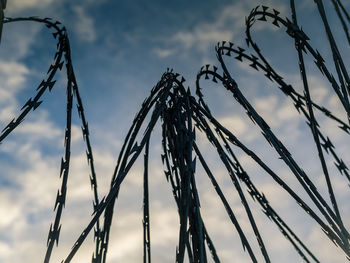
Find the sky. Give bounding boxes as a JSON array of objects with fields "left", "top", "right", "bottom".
[{"left": 0, "top": 0, "right": 350, "bottom": 262}]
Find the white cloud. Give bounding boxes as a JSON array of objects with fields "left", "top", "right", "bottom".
[
  {"left": 0, "top": 192, "right": 21, "bottom": 227},
  {"left": 0, "top": 242, "right": 11, "bottom": 256},
  {"left": 218, "top": 115, "right": 247, "bottom": 137},
  {"left": 171, "top": 28, "right": 232, "bottom": 53},
  {"left": 6, "top": 0, "right": 54, "bottom": 13},
  {"left": 154, "top": 0, "right": 288, "bottom": 59},
  {"left": 0, "top": 60, "right": 29, "bottom": 88},
  {"left": 153, "top": 47, "right": 175, "bottom": 58},
  {"left": 0, "top": 60, "right": 30, "bottom": 125},
  {"left": 72, "top": 6, "right": 96, "bottom": 43},
  {"left": 0, "top": 1, "right": 349, "bottom": 262},
  {"left": 1, "top": 19, "right": 43, "bottom": 63},
  {"left": 15, "top": 111, "right": 62, "bottom": 141}
]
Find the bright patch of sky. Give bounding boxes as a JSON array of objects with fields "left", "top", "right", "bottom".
[{"left": 0, "top": 0, "right": 350, "bottom": 262}]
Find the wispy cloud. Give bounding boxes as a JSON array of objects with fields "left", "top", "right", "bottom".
[
  {"left": 6, "top": 0, "right": 54, "bottom": 14},
  {"left": 153, "top": 47, "right": 175, "bottom": 58},
  {"left": 0, "top": 60, "right": 29, "bottom": 124},
  {"left": 0, "top": 0, "right": 349, "bottom": 262},
  {"left": 72, "top": 6, "right": 96, "bottom": 43},
  {"left": 153, "top": 0, "right": 288, "bottom": 60}
]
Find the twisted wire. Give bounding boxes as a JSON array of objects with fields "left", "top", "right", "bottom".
[
  {"left": 1, "top": 1, "right": 350, "bottom": 262},
  {"left": 2, "top": 17, "right": 101, "bottom": 263}
]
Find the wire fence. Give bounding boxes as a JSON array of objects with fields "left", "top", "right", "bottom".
[{"left": 1, "top": 0, "right": 350, "bottom": 262}]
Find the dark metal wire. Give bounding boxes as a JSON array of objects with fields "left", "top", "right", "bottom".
[
  {"left": 1, "top": 0, "right": 350, "bottom": 262},
  {"left": 2, "top": 17, "right": 101, "bottom": 263}
]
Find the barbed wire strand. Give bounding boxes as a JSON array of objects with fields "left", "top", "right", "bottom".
[{"left": 1, "top": 1, "right": 350, "bottom": 262}]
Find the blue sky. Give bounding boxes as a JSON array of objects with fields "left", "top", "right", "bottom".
[{"left": 1, "top": 0, "right": 350, "bottom": 262}]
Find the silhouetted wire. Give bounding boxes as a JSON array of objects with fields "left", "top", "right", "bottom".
[
  {"left": 331, "top": 0, "right": 350, "bottom": 45},
  {"left": 1, "top": 0, "right": 350, "bottom": 262},
  {"left": 2, "top": 17, "right": 101, "bottom": 263}
]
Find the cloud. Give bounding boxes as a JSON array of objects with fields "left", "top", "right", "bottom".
[
  {"left": 217, "top": 115, "right": 248, "bottom": 137},
  {"left": 153, "top": 47, "right": 175, "bottom": 58},
  {"left": 72, "top": 6, "right": 96, "bottom": 43},
  {"left": 0, "top": 60, "right": 29, "bottom": 88},
  {"left": 154, "top": 0, "right": 288, "bottom": 59},
  {"left": 0, "top": 60, "right": 30, "bottom": 125},
  {"left": 6, "top": 0, "right": 54, "bottom": 13},
  {"left": 0, "top": 191, "right": 21, "bottom": 228},
  {"left": 171, "top": 28, "right": 232, "bottom": 53},
  {"left": 14, "top": 111, "right": 62, "bottom": 141},
  {"left": 0, "top": 1, "right": 349, "bottom": 262}
]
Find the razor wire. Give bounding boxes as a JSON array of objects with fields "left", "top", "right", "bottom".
[
  {"left": 1, "top": 17, "right": 101, "bottom": 263},
  {"left": 0, "top": 0, "right": 350, "bottom": 262}
]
